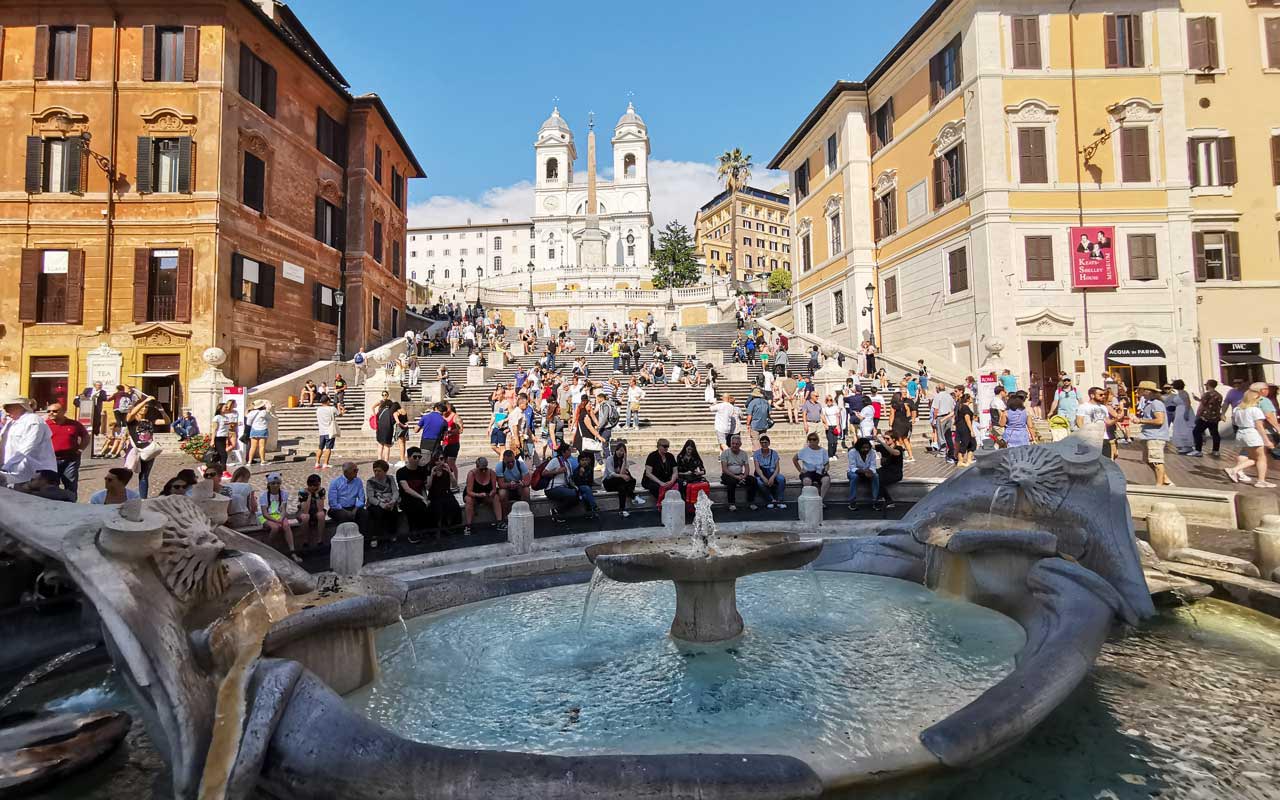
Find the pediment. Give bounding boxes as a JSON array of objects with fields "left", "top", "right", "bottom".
[{"left": 1015, "top": 308, "right": 1076, "bottom": 328}]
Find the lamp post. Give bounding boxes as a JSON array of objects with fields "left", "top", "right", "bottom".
[
  {"left": 526, "top": 260, "right": 535, "bottom": 309},
  {"left": 860, "top": 281, "right": 876, "bottom": 347},
  {"left": 332, "top": 289, "right": 346, "bottom": 361}
]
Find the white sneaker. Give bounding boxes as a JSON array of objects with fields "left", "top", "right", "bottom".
[
  {"left": 775, "top": 502, "right": 786, "bottom": 509},
  {"left": 1225, "top": 468, "right": 1239, "bottom": 483},
  {"left": 765, "top": 503, "right": 775, "bottom": 509},
  {"left": 1256, "top": 481, "right": 1277, "bottom": 489},
  {"left": 621, "top": 510, "right": 631, "bottom": 517},
  {"left": 632, "top": 497, "right": 646, "bottom": 506}
]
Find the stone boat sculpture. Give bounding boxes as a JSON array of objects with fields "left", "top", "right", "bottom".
[{"left": 0, "top": 423, "right": 1153, "bottom": 799}]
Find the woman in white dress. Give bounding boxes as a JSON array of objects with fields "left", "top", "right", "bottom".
[{"left": 1226, "top": 390, "right": 1274, "bottom": 488}]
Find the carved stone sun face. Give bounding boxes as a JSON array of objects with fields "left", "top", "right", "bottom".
[{"left": 992, "top": 447, "right": 1068, "bottom": 515}]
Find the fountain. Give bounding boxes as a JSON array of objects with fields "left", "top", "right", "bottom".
[{"left": 585, "top": 493, "right": 821, "bottom": 642}]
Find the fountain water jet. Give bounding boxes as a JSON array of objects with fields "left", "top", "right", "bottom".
[{"left": 586, "top": 494, "right": 822, "bottom": 643}]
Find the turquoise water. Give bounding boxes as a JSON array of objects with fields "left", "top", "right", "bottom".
[{"left": 346, "top": 572, "right": 1027, "bottom": 770}]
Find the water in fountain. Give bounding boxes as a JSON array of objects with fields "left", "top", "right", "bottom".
[
  {"left": 397, "top": 615, "right": 419, "bottom": 666},
  {"left": 0, "top": 642, "right": 99, "bottom": 714},
  {"left": 689, "top": 492, "right": 718, "bottom": 556},
  {"left": 577, "top": 567, "right": 610, "bottom": 638}
]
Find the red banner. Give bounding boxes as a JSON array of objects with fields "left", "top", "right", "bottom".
[{"left": 1070, "top": 226, "right": 1118, "bottom": 288}]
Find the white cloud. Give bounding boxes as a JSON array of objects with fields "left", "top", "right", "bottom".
[{"left": 407, "top": 160, "right": 789, "bottom": 232}]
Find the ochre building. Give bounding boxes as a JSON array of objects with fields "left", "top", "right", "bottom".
[
  {"left": 694, "top": 185, "right": 792, "bottom": 283},
  {"left": 2, "top": 0, "right": 423, "bottom": 417}
]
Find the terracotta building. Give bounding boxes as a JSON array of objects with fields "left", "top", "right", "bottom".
[{"left": 1, "top": 0, "right": 423, "bottom": 419}]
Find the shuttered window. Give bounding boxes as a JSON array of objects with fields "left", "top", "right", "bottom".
[
  {"left": 26, "top": 136, "right": 86, "bottom": 194},
  {"left": 391, "top": 167, "right": 403, "bottom": 208},
  {"left": 316, "top": 109, "right": 346, "bottom": 165},
  {"left": 1188, "top": 137, "right": 1237, "bottom": 188},
  {"left": 373, "top": 220, "right": 384, "bottom": 263},
  {"left": 243, "top": 152, "right": 265, "bottom": 212},
  {"left": 136, "top": 136, "right": 193, "bottom": 194},
  {"left": 1192, "top": 231, "right": 1241, "bottom": 282},
  {"left": 1186, "top": 16, "right": 1219, "bottom": 72},
  {"left": 932, "top": 144, "right": 966, "bottom": 208},
  {"left": 1127, "top": 234, "right": 1158, "bottom": 281},
  {"left": 238, "top": 44, "right": 276, "bottom": 116},
  {"left": 929, "top": 35, "right": 963, "bottom": 106},
  {"left": 1011, "top": 16, "right": 1041, "bottom": 69},
  {"left": 49, "top": 26, "right": 78, "bottom": 80},
  {"left": 794, "top": 161, "right": 809, "bottom": 200},
  {"left": 884, "top": 275, "right": 898, "bottom": 315},
  {"left": 1017, "top": 128, "right": 1049, "bottom": 183},
  {"left": 19, "top": 249, "right": 84, "bottom": 324},
  {"left": 314, "top": 198, "right": 342, "bottom": 248},
  {"left": 1272, "top": 135, "right": 1280, "bottom": 187},
  {"left": 874, "top": 191, "right": 898, "bottom": 240},
  {"left": 1104, "top": 14, "right": 1144, "bottom": 68},
  {"left": 230, "top": 253, "right": 275, "bottom": 307},
  {"left": 374, "top": 146, "right": 383, "bottom": 184},
  {"left": 826, "top": 133, "right": 838, "bottom": 174},
  {"left": 142, "top": 25, "right": 197, "bottom": 81},
  {"left": 1267, "top": 18, "right": 1280, "bottom": 70},
  {"left": 1120, "top": 128, "right": 1151, "bottom": 183},
  {"left": 947, "top": 248, "right": 969, "bottom": 294},
  {"left": 314, "top": 283, "right": 339, "bottom": 325},
  {"left": 372, "top": 296, "right": 382, "bottom": 331},
  {"left": 871, "top": 100, "right": 894, "bottom": 153},
  {"left": 1024, "top": 236, "right": 1054, "bottom": 281}
]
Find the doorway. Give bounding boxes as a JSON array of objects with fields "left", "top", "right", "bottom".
[{"left": 1028, "top": 340, "right": 1061, "bottom": 405}]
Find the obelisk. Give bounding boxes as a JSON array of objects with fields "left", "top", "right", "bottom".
[{"left": 578, "top": 112, "right": 607, "bottom": 268}]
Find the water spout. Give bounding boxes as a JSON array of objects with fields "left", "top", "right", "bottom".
[
  {"left": 689, "top": 492, "right": 719, "bottom": 557},
  {"left": 397, "top": 615, "right": 419, "bottom": 666},
  {"left": 577, "top": 567, "right": 610, "bottom": 639}
]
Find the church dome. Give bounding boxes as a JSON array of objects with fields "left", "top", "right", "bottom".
[
  {"left": 539, "top": 107, "right": 572, "bottom": 136},
  {"left": 615, "top": 102, "right": 646, "bottom": 131}
]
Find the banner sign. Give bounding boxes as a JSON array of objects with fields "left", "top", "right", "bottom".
[{"left": 1070, "top": 226, "right": 1118, "bottom": 288}]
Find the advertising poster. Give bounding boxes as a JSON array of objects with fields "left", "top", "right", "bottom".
[{"left": 1070, "top": 225, "right": 1118, "bottom": 288}]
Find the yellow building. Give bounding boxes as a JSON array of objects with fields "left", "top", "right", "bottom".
[
  {"left": 1180, "top": 1, "right": 1280, "bottom": 383},
  {"left": 693, "top": 186, "right": 792, "bottom": 283},
  {"left": 771, "top": 0, "right": 1203, "bottom": 397}
]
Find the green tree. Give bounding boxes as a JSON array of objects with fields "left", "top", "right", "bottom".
[
  {"left": 767, "top": 268, "right": 792, "bottom": 295},
  {"left": 650, "top": 221, "right": 701, "bottom": 289},
  {"left": 716, "top": 147, "right": 753, "bottom": 285}
]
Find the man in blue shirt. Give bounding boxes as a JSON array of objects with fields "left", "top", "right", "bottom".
[
  {"left": 416, "top": 402, "right": 449, "bottom": 455},
  {"left": 328, "top": 461, "right": 367, "bottom": 529},
  {"left": 999, "top": 369, "right": 1018, "bottom": 393}
]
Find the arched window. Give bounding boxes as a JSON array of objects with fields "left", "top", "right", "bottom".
[
  {"left": 411, "top": 270, "right": 417, "bottom": 280},
  {"left": 626, "top": 232, "right": 635, "bottom": 257},
  {"left": 624, "top": 153, "right": 636, "bottom": 178},
  {"left": 546, "top": 158, "right": 559, "bottom": 180},
  {"left": 494, "top": 255, "right": 502, "bottom": 271},
  {"left": 444, "top": 269, "right": 450, "bottom": 279},
  {"left": 494, "top": 236, "right": 502, "bottom": 250}
]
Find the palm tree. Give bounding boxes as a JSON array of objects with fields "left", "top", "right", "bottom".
[{"left": 717, "top": 148, "right": 753, "bottom": 286}]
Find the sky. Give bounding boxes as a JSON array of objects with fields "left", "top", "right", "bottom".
[{"left": 290, "top": 0, "right": 935, "bottom": 230}]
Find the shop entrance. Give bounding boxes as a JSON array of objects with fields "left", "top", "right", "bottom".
[
  {"left": 1217, "top": 341, "right": 1278, "bottom": 385},
  {"left": 27, "top": 356, "right": 69, "bottom": 409},
  {"left": 1104, "top": 340, "right": 1168, "bottom": 407},
  {"left": 1027, "top": 340, "right": 1061, "bottom": 408},
  {"left": 131, "top": 353, "right": 181, "bottom": 429}
]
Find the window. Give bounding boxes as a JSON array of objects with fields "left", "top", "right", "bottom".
[
  {"left": 826, "top": 133, "right": 838, "bottom": 173},
  {"left": 392, "top": 168, "right": 404, "bottom": 208},
  {"left": 230, "top": 254, "right": 275, "bottom": 307},
  {"left": 1128, "top": 234, "right": 1159, "bottom": 281},
  {"left": 772, "top": 259, "right": 780, "bottom": 269},
  {"left": 238, "top": 44, "right": 276, "bottom": 115},
  {"left": 548, "top": 248, "right": 555, "bottom": 260},
  {"left": 546, "top": 158, "right": 559, "bottom": 180},
  {"left": 1017, "top": 128, "right": 1049, "bottom": 184},
  {"left": 804, "top": 302, "right": 814, "bottom": 334},
  {"left": 443, "top": 249, "right": 450, "bottom": 256},
  {"left": 494, "top": 236, "right": 503, "bottom": 250},
  {"left": 624, "top": 153, "right": 637, "bottom": 178},
  {"left": 801, "top": 233, "right": 813, "bottom": 271},
  {"left": 316, "top": 110, "right": 346, "bottom": 165},
  {"left": 782, "top": 228, "right": 789, "bottom": 237},
  {"left": 947, "top": 247, "right": 969, "bottom": 294},
  {"left": 242, "top": 152, "right": 265, "bottom": 211},
  {"left": 1193, "top": 231, "right": 1240, "bottom": 281},
  {"left": 770, "top": 225, "right": 778, "bottom": 234},
  {"left": 1189, "top": 137, "right": 1237, "bottom": 187},
  {"left": 19, "top": 249, "right": 85, "bottom": 324},
  {"left": 1120, "top": 128, "right": 1151, "bottom": 183},
  {"left": 1267, "top": 18, "right": 1280, "bottom": 70},
  {"left": 37, "top": 250, "right": 67, "bottom": 322},
  {"left": 1105, "top": 14, "right": 1144, "bottom": 68},
  {"left": 373, "top": 220, "right": 383, "bottom": 263},
  {"left": 494, "top": 255, "right": 502, "bottom": 271},
  {"left": 393, "top": 241, "right": 401, "bottom": 277},
  {"left": 874, "top": 191, "right": 897, "bottom": 240},
  {"left": 26, "top": 137, "right": 86, "bottom": 194},
  {"left": 1273, "top": 135, "right": 1280, "bottom": 186},
  {"left": 744, "top": 255, "right": 753, "bottom": 269},
  {"left": 1012, "top": 16, "right": 1042, "bottom": 69},
  {"left": 136, "top": 137, "right": 193, "bottom": 194},
  {"left": 743, "top": 236, "right": 752, "bottom": 246},
  {"left": 828, "top": 210, "right": 842, "bottom": 253},
  {"left": 374, "top": 146, "right": 382, "bottom": 184},
  {"left": 794, "top": 161, "right": 810, "bottom": 200},
  {"left": 314, "top": 198, "right": 342, "bottom": 248},
  {"left": 884, "top": 275, "right": 899, "bottom": 315},
  {"left": 832, "top": 289, "right": 845, "bottom": 327},
  {"left": 460, "top": 248, "right": 468, "bottom": 256},
  {"left": 372, "top": 296, "right": 381, "bottom": 331},
  {"left": 933, "top": 144, "right": 966, "bottom": 208},
  {"left": 929, "top": 35, "right": 963, "bottom": 106},
  {"left": 1024, "top": 236, "right": 1054, "bottom": 281},
  {"left": 42, "top": 26, "right": 85, "bottom": 81},
  {"left": 626, "top": 233, "right": 635, "bottom": 257},
  {"left": 391, "top": 307, "right": 400, "bottom": 338},
  {"left": 153, "top": 27, "right": 185, "bottom": 81},
  {"left": 145, "top": 249, "right": 180, "bottom": 321},
  {"left": 872, "top": 100, "right": 894, "bottom": 152},
  {"left": 314, "top": 283, "right": 338, "bottom": 325},
  {"left": 1186, "top": 16, "right": 1219, "bottom": 72}
]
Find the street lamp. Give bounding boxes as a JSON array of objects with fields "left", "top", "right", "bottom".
[
  {"left": 860, "top": 281, "right": 875, "bottom": 346},
  {"left": 332, "top": 289, "right": 346, "bottom": 361},
  {"left": 526, "top": 260, "right": 535, "bottom": 309}
]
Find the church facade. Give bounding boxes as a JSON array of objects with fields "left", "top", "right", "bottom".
[{"left": 407, "top": 104, "right": 655, "bottom": 298}]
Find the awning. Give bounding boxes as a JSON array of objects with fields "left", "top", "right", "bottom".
[
  {"left": 1106, "top": 356, "right": 1166, "bottom": 366},
  {"left": 1221, "top": 355, "right": 1280, "bottom": 366},
  {"left": 127, "top": 371, "right": 180, "bottom": 378},
  {"left": 28, "top": 371, "right": 68, "bottom": 378}
]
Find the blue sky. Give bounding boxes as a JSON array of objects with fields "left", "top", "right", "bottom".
[{"left": 292, "top": 0, "right": 934, "bottom": 227}]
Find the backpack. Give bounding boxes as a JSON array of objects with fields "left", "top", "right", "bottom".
[
  {"left": 530, "top": 457, "right": 555, "bottom": 491},
  {"left": 600, "top": 400, "right": 620, "bottom": 431},
  {"left": 354, "top": 352, "right": 365, "bottom": 365}
]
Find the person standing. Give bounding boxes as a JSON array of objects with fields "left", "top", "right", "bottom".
[
  {"left": 1167, "top": 379, "right": 1195, "bottom": 455},
  {"left": 245, "top": 400, "right": 272, "bottom": 465},
  {"left": 1049, "top": 378, "right": 1082, "bottom": 429},
  {"left": 745, "top": 389, "right": 772, "bottom": 452},
  {"left": 931, "top": 385, "right": 957, "bottom": 464},
  {"left": 0, "top": 396, "right": 56, "bottom": 488},
  {"left": 373, "top": 392, "right": 402, "bottom": 463},
  {"left": 44, "top": 402, "right": 90, "bottom": 495},
  {"left": 314, "top": 395, "right": 338, "bottom": 470},
  {"left": 820, "top": 395, "right": 843, "bottom": 457},
  {"left": 352, "top": 347, "right": 368, "bottom": 387},
  {"left": 1135, "top": 381, "right": 1174, "bottom": 487},
  {"left": 125, "top": 396, "right": 170, "bottom": 498},
  {"left": 1226, "top": 390, "right": 1274, "bottom": 487},
  {"left": 1191, "top": 379, "right": 1224, "bottom": 457},
  {"left": 710, "top": 394, "right": 740, "bottom": 452},
  {"left": 75, "top": 383, "right": 108, "bottom": 455}
]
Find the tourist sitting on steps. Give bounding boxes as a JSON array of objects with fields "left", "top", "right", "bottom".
[
  {"left": 719, "top": 434, "right": 757, "bottom": 512},
  {"left": 642, "top": 438, "right": 679, "bottom": 502},
  {"left": 495, "top": 449, "right": 531, "bottom": 514},
  {"left": 846, "top": 438, "right": 882, "bottom": 510},
  {"left": 463, "top": 457, "right": 503, "bottom": 535},
  {"left": 793, "top": 433, "right": 832, "bottom": 500},
  {"left": 603, "top": 440, "right": 642, "bottom": 517},
  {"left": 753, "top": 435, "right": 787, "bottom": 509},
  {"left": 365, "top": 460, "right": 400, "bottom": 548}
]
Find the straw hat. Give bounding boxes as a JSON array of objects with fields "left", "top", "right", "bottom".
[
  {"left": 0, "top": 395, "right": 33, "bottom": 410},
  {"left": 1136, "top": 380, "right": 1160, "bottom": 392}
]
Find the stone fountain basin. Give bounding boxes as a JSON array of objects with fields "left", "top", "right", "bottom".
[{"left": 585, "top": 532, "right": 822, "bottom": 583}]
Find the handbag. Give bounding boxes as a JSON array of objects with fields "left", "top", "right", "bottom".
[
  {"left": 139, "top": 442, "right": 163, "bottom": 462},
  {"left": 581, "top": 437, "right": 603, "bottom": 453}
]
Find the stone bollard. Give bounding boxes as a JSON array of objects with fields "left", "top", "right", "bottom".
[
  {"left": 662, "top": 489, "right": 685, "bottom": 538},
  {"left": 798, "top": 486, "right": 824, "bottom": 527},
  {"left": 508, "top": 501, "right": 535, "bottom": 554},
  {"left": 1256, "top": 515, "right": 1280, "bottom": 581},
  {"left": 329, "top": 522, "right": 364, "bottom": 576},
  {"left": 1146, "top": 502, "right": 1188, "bottom": 560},
  {"left": 1236, "top": 492, "right": 1280, "bottom": 532}
]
